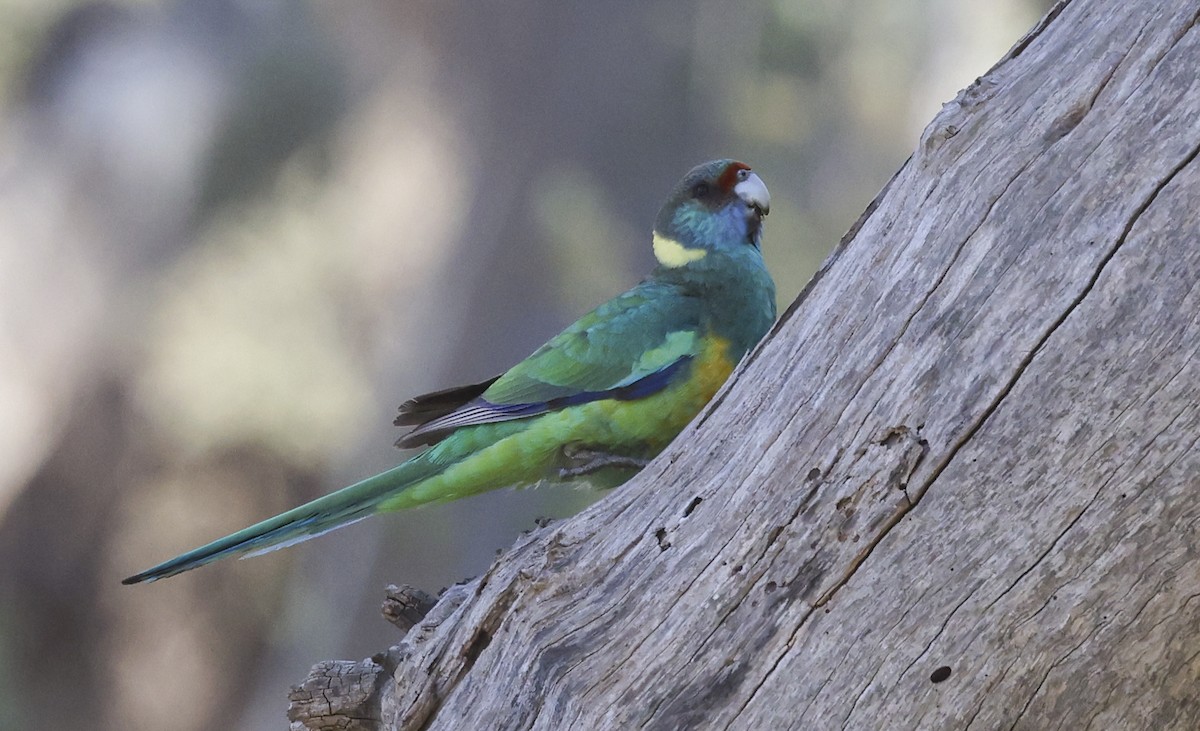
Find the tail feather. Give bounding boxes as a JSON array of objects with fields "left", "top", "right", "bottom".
[{"left": 122, "top": 459, "right": 437, "bottom": 584}]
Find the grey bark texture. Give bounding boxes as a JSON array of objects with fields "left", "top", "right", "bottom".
[{"left": 292, "top": 0, "right": 1200, "bottom": 728}]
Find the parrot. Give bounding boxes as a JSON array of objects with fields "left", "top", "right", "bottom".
[{"left": 122, "top": 159, "right": 776, "bottom": 584}]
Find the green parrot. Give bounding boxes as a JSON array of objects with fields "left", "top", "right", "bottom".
[{"left": 123, "top": 159, "right": 776, "bottom": 584}]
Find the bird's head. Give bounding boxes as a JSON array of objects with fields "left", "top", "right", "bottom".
[{"left": 651, "top": 159, "right": 770, "bottom": 270}]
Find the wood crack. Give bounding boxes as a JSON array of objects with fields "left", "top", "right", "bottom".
[
  {"left": 1006, "top": 625, "right": 1102, "bottom": 731},
  {"left": 996, "top": 0, "right": 1073, "bottom": 69},
  {"left": 915, "top": 130, "right": 1200, "bottom": 515},
  {"left": 834, "top": 582, "right": 940, "bottom": 729},
  {"left": 896, "top": 585, "right": 980, "bottom": 684}
]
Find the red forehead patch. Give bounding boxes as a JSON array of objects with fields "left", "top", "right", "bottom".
[{"left": 716, "top": 161, "right": 751, "bottom": 193}]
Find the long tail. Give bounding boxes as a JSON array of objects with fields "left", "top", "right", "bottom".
[{"left": 122, "top": 456, "right": 442, "bottom": 584}]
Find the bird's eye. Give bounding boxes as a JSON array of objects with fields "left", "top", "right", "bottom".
[{"left": 691, "top": 181, "right": 711, "bottom": 198}]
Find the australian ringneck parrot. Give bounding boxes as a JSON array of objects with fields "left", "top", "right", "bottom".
[{"left": 122, "top": 159, "right": 777, "bottom": 584}]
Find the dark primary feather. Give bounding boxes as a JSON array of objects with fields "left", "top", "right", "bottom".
[
  {"left": 394, "top": 376, "right": 500, "bottom": 426},
  {"left": 393, "top": 375, "right": 500, "bottom": 448},
  {"left": 395, "top": 400, "right": 540, "bottom": 448}
]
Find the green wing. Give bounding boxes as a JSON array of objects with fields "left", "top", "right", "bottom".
[
  {"left": 485, "top": 283, "right": 701, "bottom": 402},
  {"left": 396, "top": 281, "right": 701, "bottom": 447}
]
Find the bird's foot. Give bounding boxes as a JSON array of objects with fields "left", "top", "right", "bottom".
[{"left": 558, "top": 446, "right": 650, "bottom": 479}]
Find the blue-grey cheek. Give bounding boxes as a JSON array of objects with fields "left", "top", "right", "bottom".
[{"left": 727, "top": 205, "right": 754, "bottom": 238}]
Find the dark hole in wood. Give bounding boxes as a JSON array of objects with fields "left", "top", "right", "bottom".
[{"left": 463, "top": 629, "right": 492, "bottom": 672}]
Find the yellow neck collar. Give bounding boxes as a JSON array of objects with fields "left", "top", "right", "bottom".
[{"left": 652, "top": 233, "right": 707, "bottom": 268}]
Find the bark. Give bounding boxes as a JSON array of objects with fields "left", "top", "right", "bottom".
[{"left": 293, "top": 0, "right": 1200, "bottom": 728}]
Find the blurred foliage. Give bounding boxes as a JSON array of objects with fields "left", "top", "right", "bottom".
[
  {"left": 137, "top": 163, "right": 373, "bottom": 464},
  {"left": 0, "top": 0, "right": 1049, "bottom": 729},
  {"left": 531, "top": 165, "right": 641, "bottom": 312}
]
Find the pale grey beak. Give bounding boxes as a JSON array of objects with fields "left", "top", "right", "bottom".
[{"left": 734, "top": 170, "right": 770, "bottom": 216}]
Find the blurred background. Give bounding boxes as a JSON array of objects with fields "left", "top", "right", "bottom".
[{"left": 0, "top": 0, "right": 1048, "bottom": 728}]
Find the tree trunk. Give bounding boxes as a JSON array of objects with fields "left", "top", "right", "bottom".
[{"left": 290, "top": 0, "right": 1200, "bottom": 728}]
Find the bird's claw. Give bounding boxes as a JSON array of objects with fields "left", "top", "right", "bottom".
[{"left": 558, "top": 446, "right": 650, "bottom": 479}]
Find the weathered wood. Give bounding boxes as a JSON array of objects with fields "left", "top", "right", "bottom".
[
  {"left": 380, "top": 584, "right": 439, "bottom": 634},
  {"left": 302, "top": 0, "right": 1200, "bottom": 727},
  {"left": 288, "top": 656, "right": 394, "bottom": 731}
]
